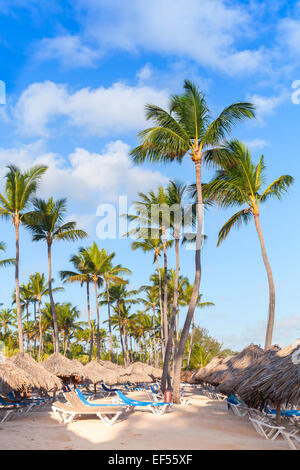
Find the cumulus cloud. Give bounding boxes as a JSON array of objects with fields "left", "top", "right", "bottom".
[
  {"left": 32, "top": 0, "right": 268, "bottom": 75},
  {"left": 0, "top": 140, "right": 167, "bottom": 206},
  {"left": 247, "top": 91, "right": 287, "bottom": 121},
  {"left": 35, "top": 35, "right": 100, "bottom": 68},
  {"left": 14, "top": 80, "right": 169, "bottom": 137}
]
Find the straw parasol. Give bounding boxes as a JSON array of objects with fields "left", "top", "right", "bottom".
[
  {"left": 11, "top": 353, "right": 62, "bottom": 392},
  {"left": 189, "top": 356, "right": 224, "bottom": 384},
  {"left": 237, "top": 339, "right": 300, "bottom": 411},
  {"left": 126, "top": 371, "right": 152, "bottom": 384},
  {"left": 217, "top": 346, "right": 280, "bottom": 396},
  {"left": 42, "top": 353, "right": 86, "bottom": 383},
  {"left": 202, "top": 344, "right": 264, "bottom": 387},
  {"left": 84, "top": 361, "right": 119, "bottom": 385},
  {"left": 0, "top": 358, "right": 32, "bottom": 395}
]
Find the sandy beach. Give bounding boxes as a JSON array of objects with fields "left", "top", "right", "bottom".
[{"left": 0, "top": 389, "right": 289, "bottom": 450}]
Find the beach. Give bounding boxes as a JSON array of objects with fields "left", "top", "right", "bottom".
[{"left": 0, "top": 389, "right": 289, "bottom": 450}]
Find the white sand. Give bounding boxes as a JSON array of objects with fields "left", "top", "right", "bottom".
[{"left": 0, "top": 390, "right": 289, "bottom": 450}]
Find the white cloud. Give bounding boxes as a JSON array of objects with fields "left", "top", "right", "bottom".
[
  {"left": 0, "top": 140, "right": 167, "bottom": 205},
  {"left": 35, "top": 35, "right": 100, "bottom": 68},
  {"left": 247, "top": 92, "right": 287, "bottom": 121},
  {"left": 33, "top": 0, "right": 268, "bottom": 75},
  {"left": 244, "top": 139, "right": 270, "bottom": 150},
  {"left": 14, "top": 80, "right": 169, "bottom": 137}
]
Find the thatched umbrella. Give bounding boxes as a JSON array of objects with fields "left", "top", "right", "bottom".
[
  {"left": 83, "top": 361, "right": 117, "bottom": 384},
  {"left": 149, "top": 367, "right": 162, "bottom": 380},
  {"left": 42, "top": 353, "right": 85, "bottom": 383},
  {"left": 0, "top": 359, "right": 32, "bottom": 395},
  {"left": 11, "top": 353, "right": 62, "bottom": 392},
  {"left": 202, "top": 344, "right": 264, "bottom": 387},
  {"left": 237, "top": 339, "right": 300, "bottom": 418},
  {"left": 217, "top": 346, "right": 280, "bottom": 396},
  {"left": 189, "top": 356, "right": 224, "bottom": 384},
  {"left": 127, "top": 371, "right": 152, "bottom": 384}
]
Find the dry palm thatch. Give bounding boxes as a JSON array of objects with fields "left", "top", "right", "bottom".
[
  {"left": 149, "top": 367, "right": 162, "bottom": 380},
  {"left": 128, "top": 362, "right": 155, "bottom": 375},
  {"left": 11, "top": 353, "right": 62, "bottom": 392},
  {"left": 189, "top": 356, "right": 224, "bottom": 384},
  {"left": 203, "top": 344, "right": 264, "bottom": 387},
  {"left": 0, "top": 359, "right": 32, "bottom": 394},
  {"left": 238, "top": 339, "right": 300, "bottom": 408},
  {"left": 217, "top": 346, "right": 280, "bottom": 396},
  {"left": 42, "top": 353, "right": 85, "bottom": 382},
  {"left": 127, "top": 372, "right": 152, "bottom": 384},
  {"left": 83, "top": 361, "right": 118, "bottom": 385},
  {"left": 180, "top": 370, "right": 194, "bottom": 383}
]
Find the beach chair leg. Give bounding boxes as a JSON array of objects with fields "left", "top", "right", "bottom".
[
  {"left": 97, "top": 412, "right": 122, "bottom": 426},
  {"left": 0, "top": 410, "right": 13, "bottom": 423}
]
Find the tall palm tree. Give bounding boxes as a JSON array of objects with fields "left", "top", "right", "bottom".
[
  {"left": 24, "top": 197, "right": 87, "bottom": 352},
  {"left": 79, "top": 243, "right": 113, "bottom": 359},
  {"left": 106, "top": 284, "right": 141, "bottom": 366},
  {"left": 29, "top": 272, "right": 63, "bottom": 360},
  {"left": 140, "top": 285, "right": 160, "bottom": 366},
  {"left": 130, "top": 79, "right": 255, "bottom": 401},
  {"left": 19, "top": 283, "right": 34, "bottom": 352},
  {"left": 0, "top": 308, "right": 16, "bottom": 336},
  {"left": 56, "top": 302, "right": 81, "bottom": 355},
  {"left": 0, "top": 164, "right": 47, "bottom": 353},
  {"left": 60, "top": 251, "right": 94, "bottom": 360},
  {"left": 131, "top": 236, "right": 172, "bottom": 353},
  {"left": 202, "top": 140, "right": 293, "bottom": 349}
]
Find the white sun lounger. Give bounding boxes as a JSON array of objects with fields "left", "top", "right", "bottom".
[{"left": 249, "top": 417, "right": 285, "bottom": 440}]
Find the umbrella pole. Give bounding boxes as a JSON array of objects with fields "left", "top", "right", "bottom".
[{"left": 276, "top": 403, "right": 281, "bottom": 425}]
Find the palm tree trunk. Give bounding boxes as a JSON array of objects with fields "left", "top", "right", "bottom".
[
  {"left": 38, "top": 299, "right": 43, "bottom": 361},
  {"left": 33, "top": 300, "right": 37, "bottom": 356},
  {"left": 161, "top": 235, "right": 180, "bottom": 392},
  {"left": 254, "top": 213, "right": 276, "bottom": 350},
  {"left": 86, "top": 280, "right": 93, "bottom": 361},
  {"left": 152, "top": 303, "right": 157, "bottom": 367},
  {"left": 173, "top": 158, "right": 203, "bottom": 403},
  {"left": 186, "top": 315, "right": 195, "bottom": 370},
  {"left": 93, "top": 280, "right": 100, "bottom": 360},
  {"left": 105, "top": 280, "right": 113, "bottom": 361},
  {"left": 161, "top": 225, "right": 168, "bottom": 354},
  {"left": 47, "top": 241, "right": 59, "bottom": 353},
  {"left": 14, "top": 221, "right": 24, "bottom": 353},
  {"left": 117, "top": 303, "right": 126, "bottom": 365},
  {"left": 26, "top": 303, "right": 30, "bottom": 353},
  {"left": 155, "top": 254, "right": 164, "bottom": 360}
]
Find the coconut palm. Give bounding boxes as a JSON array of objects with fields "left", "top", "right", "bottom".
[
  {"left": 60, "top": 251, "right": 94, "bottom": 360},
  {"left": 202, "top": 140, "right": 293, "bottom": 349},
  {"left": 130, "top": 79, "right": 255, "bottom": 401},
  {"left": 56, "top": 303, "right": 81, "bottom": 355},
  {"left": 24, "top": 197, "right": 87, "bottom": 353},
  {"left": 0, "top": 308, "right": 16, "bottom": 336},
  {"left": 0, "top": 164, "right": 47, "bottom": 353},
  {"left": 78, "top": 243, "right": 114, "bottom": 359},
  {"left": 131, "top": 236, "right": 172, "bottom": 352},
  {"left": 29, "top": 272, "right": 63, "bottom": 360}
]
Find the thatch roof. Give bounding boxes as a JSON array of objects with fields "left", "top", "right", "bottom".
[
  {"left": 11, "top": 353, "right": 62, "bottom": 392},
  {"left": 217, "top": 346, "right": 280, "bottom": 395},
  {"left": 189, "top": 356, "right": 225, "bottom": 384},
  {"left": 149, "top": 367, "right": 162, "bottom": 380},
  {"left": 202, "top": 344, "right": 263, "bottom": 386},
  {"left": 237, "top": 339, "right": 300, "bottom": 408},
  {"left": 181, "top": 370, "right": 194, "bottom": 383},
  {"left": 42, "top": 353, "right": 86, "bottom": 381},
  {"left": 84, "top": 361, "right": 119, "bottom": 385},
  {"left": 127, "top": 372, "right": 152, "bottom": 383},
  {"left": 0, "top": 359, "right": 32, "bottom": 394}
]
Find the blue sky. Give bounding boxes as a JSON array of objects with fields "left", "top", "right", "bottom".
[{"left": 0, "top": 0, "right": 299, "bottom": 351}]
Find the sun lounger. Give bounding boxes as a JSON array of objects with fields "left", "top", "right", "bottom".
[
  {"left": 0, "top": 406, "right": 15, "bottom": 423},
  {"left": 282, "top": 432, "right": 300, "bottom": 450},
  {"left": 52, "top": 390, "right": 130, "bottom": 426},
  {"left": 249, "top": 417, "right": 285, "bottom": 440},
  {"left": 114, "top": 390, "right": 172, "bottom": 415},
  {"left": 0, "top": 396, "right": 35, "bottom": 414}
]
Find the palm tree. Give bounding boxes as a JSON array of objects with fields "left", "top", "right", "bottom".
[
  {"left": 79, "top": 243, "right": 113, "bottom": 359},
  {"left": 106, "top": 284, "right": 141, "bottom": 366},
  {"left": 0, "top": 164, "right": 47, "bottom": 353},
  {"left": 131, "top": 236, "right": 172, "bottom": 354},
  {"left": 24, "top": 197, "right": 87, "bottom": 353},
  {"left": 29, "top": 272, "right": 63, "bottom": 360},
  {"left": 202, "top": 140, "right": 293, "bottom": 349},
  {"left": 140, "top": 285, "right": 160, "bottom": 366},
  {"left": 0, "top": 308, "right": 16, "bottom": 336},
  {"left": 130, "top": 79, "right": 255, "bottom": 401},
  {"left": 19, "top": 283, "right": 34, "bottom": 352},
  {"left": 60, "top": 251, "right": 94, "bottom": 360},
  {"left": 56, "top": 303, "right": 81, "bottom": 355}
]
